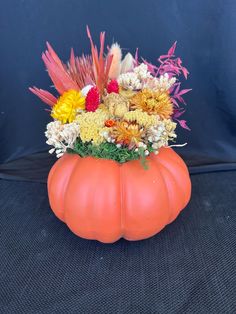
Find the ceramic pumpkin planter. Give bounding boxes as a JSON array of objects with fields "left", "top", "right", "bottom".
[
  {"left": 30, "top": 28, "right": 192, "bottom": 243},
  {"left": 48, "top": 147, "right": 191, "bottom": 243}
]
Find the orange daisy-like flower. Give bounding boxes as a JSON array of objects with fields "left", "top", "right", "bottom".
[
  {"left": 130, "top": 89, "right": 173, "bottom": 119},
  {"left": 112, "top": 121, "right": 144, "bottom": 147}
]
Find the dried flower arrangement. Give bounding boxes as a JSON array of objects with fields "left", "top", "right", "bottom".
[{"left": 30, "top": 27, "right": 191, "bottom": 167}]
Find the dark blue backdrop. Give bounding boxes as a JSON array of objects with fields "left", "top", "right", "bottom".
[{"left": 1, "top": 0, "right": 236, "bottom": 169}]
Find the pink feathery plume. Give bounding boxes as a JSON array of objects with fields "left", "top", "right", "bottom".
[
  {"left": 108, "top": 43, "right": 122, "bottom": 79},
  {"left": 42, "top": 42, "right": 80, "bottom": 94},
  {"left": 86, "top": 26, "right": 113, "bottom": 95},
  {"left": 29, "top": 87, "right": 57, "bottom": 106}
]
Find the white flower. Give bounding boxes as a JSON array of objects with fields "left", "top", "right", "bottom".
[
  {"left": 147, "top": 119, "right": 177, "bottom": 151},
  {"left": 143, "top": 73, "right": 176, "bottom": 92},
  {"left": 133, "top": 63, "right": 152, "bottom": 80},
  {"left": 118, "top": 72, "right": 142, "bottom": 90},
  {"left": 137, "top": 142, "right": 147, "bottom": 149},
  {"left": 156, "top": 73, "right": 176, "bottom": 91},
  {"left": 81, "top": 85, "right": 93, "bottom": 97},
  {"left": 118, "top": 63, "right": 152, "bottom": 90},
  {"left": 49, "top": 148, "right": 55, "bottom": 154},
  {"left": 45, "top": 121, "right": 79, "bottom": 158}
]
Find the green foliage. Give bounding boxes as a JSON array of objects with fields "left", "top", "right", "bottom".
[{"left": 67, "top": 139, "right": 155, "bottom": 168}]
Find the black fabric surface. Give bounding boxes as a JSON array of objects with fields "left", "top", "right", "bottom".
[
  {"left": 0, "top": 152, "right": 57, "bottom": 183},
  {"left": 1, "top": 151, "right": 236, "bottom": 183},
  {"left": 0, "top": 172, "right": 235, "bottom": 313}
]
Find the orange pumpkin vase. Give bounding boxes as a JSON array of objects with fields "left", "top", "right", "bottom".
[{"left": 47, "top": 147, "right": 191, "bottom": 243}]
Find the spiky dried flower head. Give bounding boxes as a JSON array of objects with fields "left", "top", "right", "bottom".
[
  {"left": 130, "top": 89, "right": 173, "bottom": 119},
  {"left": 51, "top": 90, "right": 85, "bottom": 123},
  {"left": 112, "top": 121, "right": 144, "bottom": 147},
  {"left": 86, "top": 27, "right": 113, "bottom": 95},
  {"left": 103, "top": 92, "right": 129, "bottom": 118},
  {"left": 67, "top": 52, "right": 95, "bottom": 89}
]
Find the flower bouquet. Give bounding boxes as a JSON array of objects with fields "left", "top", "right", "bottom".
[{"left": 30, "top": 27, "right": 191, "bottom": 243}]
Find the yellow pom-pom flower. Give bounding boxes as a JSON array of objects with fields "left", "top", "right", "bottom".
[
  {"left": 124, "top": 109, "right": 157, "bottom": 128},
  {"left": 51, "top": 90, "right": 85, "bottom": 123},
  {"left": 76, "top": 109, "right": 110, "bottom": 145}
]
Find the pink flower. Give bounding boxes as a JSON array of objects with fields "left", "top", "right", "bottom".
[
  {"left": 107, "top": 80, "right": 119, "bottom": 94},
  {"left": 85, "top": 87, "right": 100, "bottom": 112}
]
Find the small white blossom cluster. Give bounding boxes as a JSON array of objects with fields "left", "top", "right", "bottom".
[
  {"left": 133, "top": 63, "right": 152, "bottom": 80},
  {"left": 155, "top": 73, "right": 176, "bottom": 91},
  {"left": 147, "top": 120, "right": 177, "bottom": 154},
  {"left": 134, "top": 142, "right": 150, "bottom": 156},
  {"left": 118, "top": 63, "right": 151, "bottom": 90},
  {"left": 100, "top": 130, "right": 115, "bottom": 143},
  {"left": 143, "top": 73, "right": 176, "bottom": 91},
  {"left": 118, "top": 72, "right": 142, "bottom": 90},
  {"left": 45, "top": 121, "right": 79, "bottom": 158},
  {"left": 118, "top": 64, "right": 176, "bottom": 93}
]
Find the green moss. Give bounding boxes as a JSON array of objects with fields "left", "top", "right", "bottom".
[{"left": 67, "top": 138, "right": 155, "bottom": 169}]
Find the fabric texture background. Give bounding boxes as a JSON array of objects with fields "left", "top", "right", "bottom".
[
  {"left": 0, "top": 172, "right": 235, "bottom": 313},
  {"left": 0, "top": 0, "right": 236, "bottom": 172}
]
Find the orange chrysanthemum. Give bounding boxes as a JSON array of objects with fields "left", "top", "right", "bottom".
[
  {"left": 105, "top": 119, "right": 116, "bottom": 127},
  {"left": 112, "top": 121, "right": 143, "bottom": 146},
  {"left": 130, "top": 89, "right": 173, "bottom": 119}
]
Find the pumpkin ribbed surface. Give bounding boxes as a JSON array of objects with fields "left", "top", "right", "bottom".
[{"left": 48, "top": 147, "right": 191, "bottom": 243}]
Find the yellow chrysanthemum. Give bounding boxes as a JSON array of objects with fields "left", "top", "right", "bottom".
[
  {"left": 51, "top": 90, "right": 85, "bottom": 123},
  {"left": 123, "top": 109, "right": 157, "bottom": 128},
  {"left": 76, "top": 109, "right": 109, "bottom": 145},
  {"left": 130, "top": 89, "right": 173, "bottom": 119}
]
